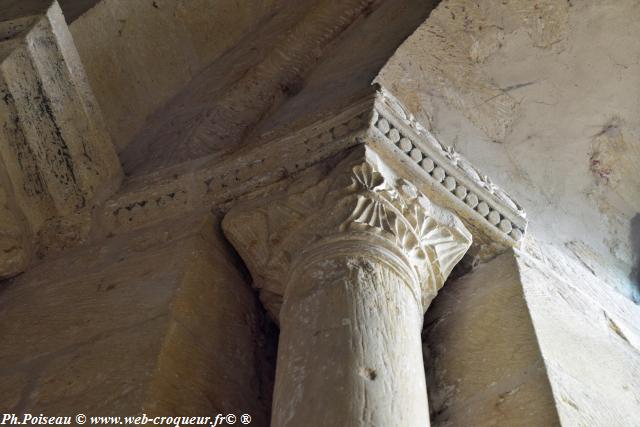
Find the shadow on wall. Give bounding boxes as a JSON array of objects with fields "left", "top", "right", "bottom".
[
  {"left": 631, "top": 213, "right": 640, "bottom": 304},
  {"left": 0, "top": 0, "right": 101, "bottom": 23}
]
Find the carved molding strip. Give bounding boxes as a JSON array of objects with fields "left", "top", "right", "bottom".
[
  {"left": 371, "top": 89, "right": 527, "bottom": 243},
  {"left": 102, "top": 98, "right": 374, "bottom": 232},
  {"left": 102, "top": 86, "right": 527, "bottom": 254}
]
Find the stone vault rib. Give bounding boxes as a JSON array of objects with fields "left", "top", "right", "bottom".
[{"left": 0, "top": 0, "right": 122, "bottom": 277}]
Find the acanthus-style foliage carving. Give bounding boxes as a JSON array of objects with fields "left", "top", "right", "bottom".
[
  {"left": 222, "top": 150, "right": 472, "bottom": 318},
  {"left": 343, "top": 163, "right": 471, "bottom": 289}
]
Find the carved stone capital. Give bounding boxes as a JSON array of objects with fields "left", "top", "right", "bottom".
[{"left": 222, "top": 146, "right": 472, "bottom": 319}]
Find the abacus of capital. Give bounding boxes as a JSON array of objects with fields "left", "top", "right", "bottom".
[{"left": 222, "top": 89, "right": 526, "bottom": 427}]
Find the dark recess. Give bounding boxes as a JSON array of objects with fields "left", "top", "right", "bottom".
[{"left": 0, "top": 0, "right": 102, "bottom": 24}]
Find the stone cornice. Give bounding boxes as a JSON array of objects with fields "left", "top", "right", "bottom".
[
  {"left": 372, "top": 88, "right": 527, "bottom": 242},
  {"left": 222, "top": 146, "right": 472, "bottom": 319},
  {"left": 101, "top": 85, "right": 526, "bottom": 259}
]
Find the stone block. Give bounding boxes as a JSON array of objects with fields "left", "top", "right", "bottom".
[
  {"left": 0, "top": 214, "right": 275, "bottom": 423},
  {"left": 424, "top": 251, "right": 560, "bottom": 426}
]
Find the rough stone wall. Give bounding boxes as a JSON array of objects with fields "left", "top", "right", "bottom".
[
  {"left": 1, "top": 0, "right": 638, "bottom": 423},
  {"left": 426, "top": 245, "right": 640, "bottom": 427},
  {"left": 0, "top": 214, "right": 276, "bottom": 423},
  {"left": 0, "top": 1, "right": 101, "bottom": 23},
  {"left": 0, "top": 176, "right": 30, "bottom": 279},
  {"left": 117, "top": 0, "right": 405, "bottom": 175},
  {"left": 0, "top": 1, "right": 122, "bottom": 276}
]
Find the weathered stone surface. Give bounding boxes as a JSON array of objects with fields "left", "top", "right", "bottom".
[
  {"left": 223, "top": 145, "right": 473, "bottom": 318},
  {"left": 376, "top": 0, "right": 569, "bottom": 143},
  {"left": 377, "top": 1, "right": 640, "bottom": 424},
  {"left": 377, "top": 0, "right": 640, "bottom": 302},
  {"left": 116, "top": 0, "right": 437, "bottom": 175},
  {"left": 0, "top": 71, "right": 54, "bottom": 231},
  {"left": 0, "top": 214, "right": 275, "bottom": 423},
  {"left": 0, "top": 0, "right": 637, "bottom": 424},
  {"left": 145, "top": 216, "right": 276, "bottom": 420},
  {"left": 0, "top": 1, "right": 101, "bottom": 23},
  {"left": 23, "top": 319, "right": 166, "bottom": 415},
  {"left": 517, "top": 242, "right": 640, "bottom": 426},
  {"left": 69, "top": 0, "right": 291, "bottom": 153},
  {"left": 99, "top": 95, "right": 375, "bottom": 236},
  {"left": 275, "top": 255, "right": 429, "bottom": 427},
  {"left": 0, "top": 1, "right": 122, "bottom": 270},
  {"left": 0, "top": 185, "right": 29, "bottom": 279},
  {"left": 100, "top": 88, "right": 526, "bottom": 263},
  {"left": 223, "top": 144, "right": 472, "bottom": 426},
  {"left": 424, "top": 251, "right": 560, "bottom": 427}
]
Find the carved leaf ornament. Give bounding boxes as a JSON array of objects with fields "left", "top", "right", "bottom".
[{"left": 343, "top": 163, "right": 468, "bottom": 289}]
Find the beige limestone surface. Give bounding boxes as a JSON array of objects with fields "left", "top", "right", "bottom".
[
  {"left": 0, "top": 180, "right": 29, "bottom": 279},
  {"left": 69, "top": 0, "right": 292, "bottom": 154},
  {"left": 223, "top": 145, "right": 473, "bottom": 427},
  {"left": 424, "top": 251, "right": 560, "bottom": 427},
  {"left": 0, "top": 1, "right": 101, "bottom": 23},
  {"left": 376, "top": 1, "right": 640, "bottom": 424},
  {"left": 517, "top": 242, "right": 640, "bottom": 426},
  {"left": 377, "top": 0, "right": 640, "bottom": 302},
  {"left": 0, "top": 0, "right": 638, "bottom": 424},
  {"left": 116, "top": 0, "right": 438, "bottom": 175},
  {"left": 0, "top": 1, "right": 121, "bottom": 276},
  {"left": 0, "top": 214, "right": 275, "bottom": 423}
]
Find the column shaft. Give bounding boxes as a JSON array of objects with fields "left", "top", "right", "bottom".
[{"left": 272, "top": 253, "right": 429, "bottom": 427}]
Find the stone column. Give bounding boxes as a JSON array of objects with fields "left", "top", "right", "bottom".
[{"left": 223, "top": 147, "right": 472, "bottom": 427}]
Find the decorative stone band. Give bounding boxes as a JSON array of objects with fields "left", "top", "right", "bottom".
[
  {"left": 371, "top": 88, "right": 527, "bottom": 243},
  {"left": 101, "top": 95, "right": 377, "bottom": 233},
  {"left": 104, "top": 85, "right": 526, "bottom": 260},
  {"left": 222, "top": 146, "right": 472, "bottom": 320}
]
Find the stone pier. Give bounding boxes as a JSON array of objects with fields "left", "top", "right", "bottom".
[{"left": 0, "top": 1, "right": 122, "bottom": 277}]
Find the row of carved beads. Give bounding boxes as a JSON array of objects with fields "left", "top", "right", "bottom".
[
  {"left": 306, "top": 112, "right": 369, "bottom": 146},
  {"left": 373, "top": 110, "right": 524, "bottom": 242}
]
